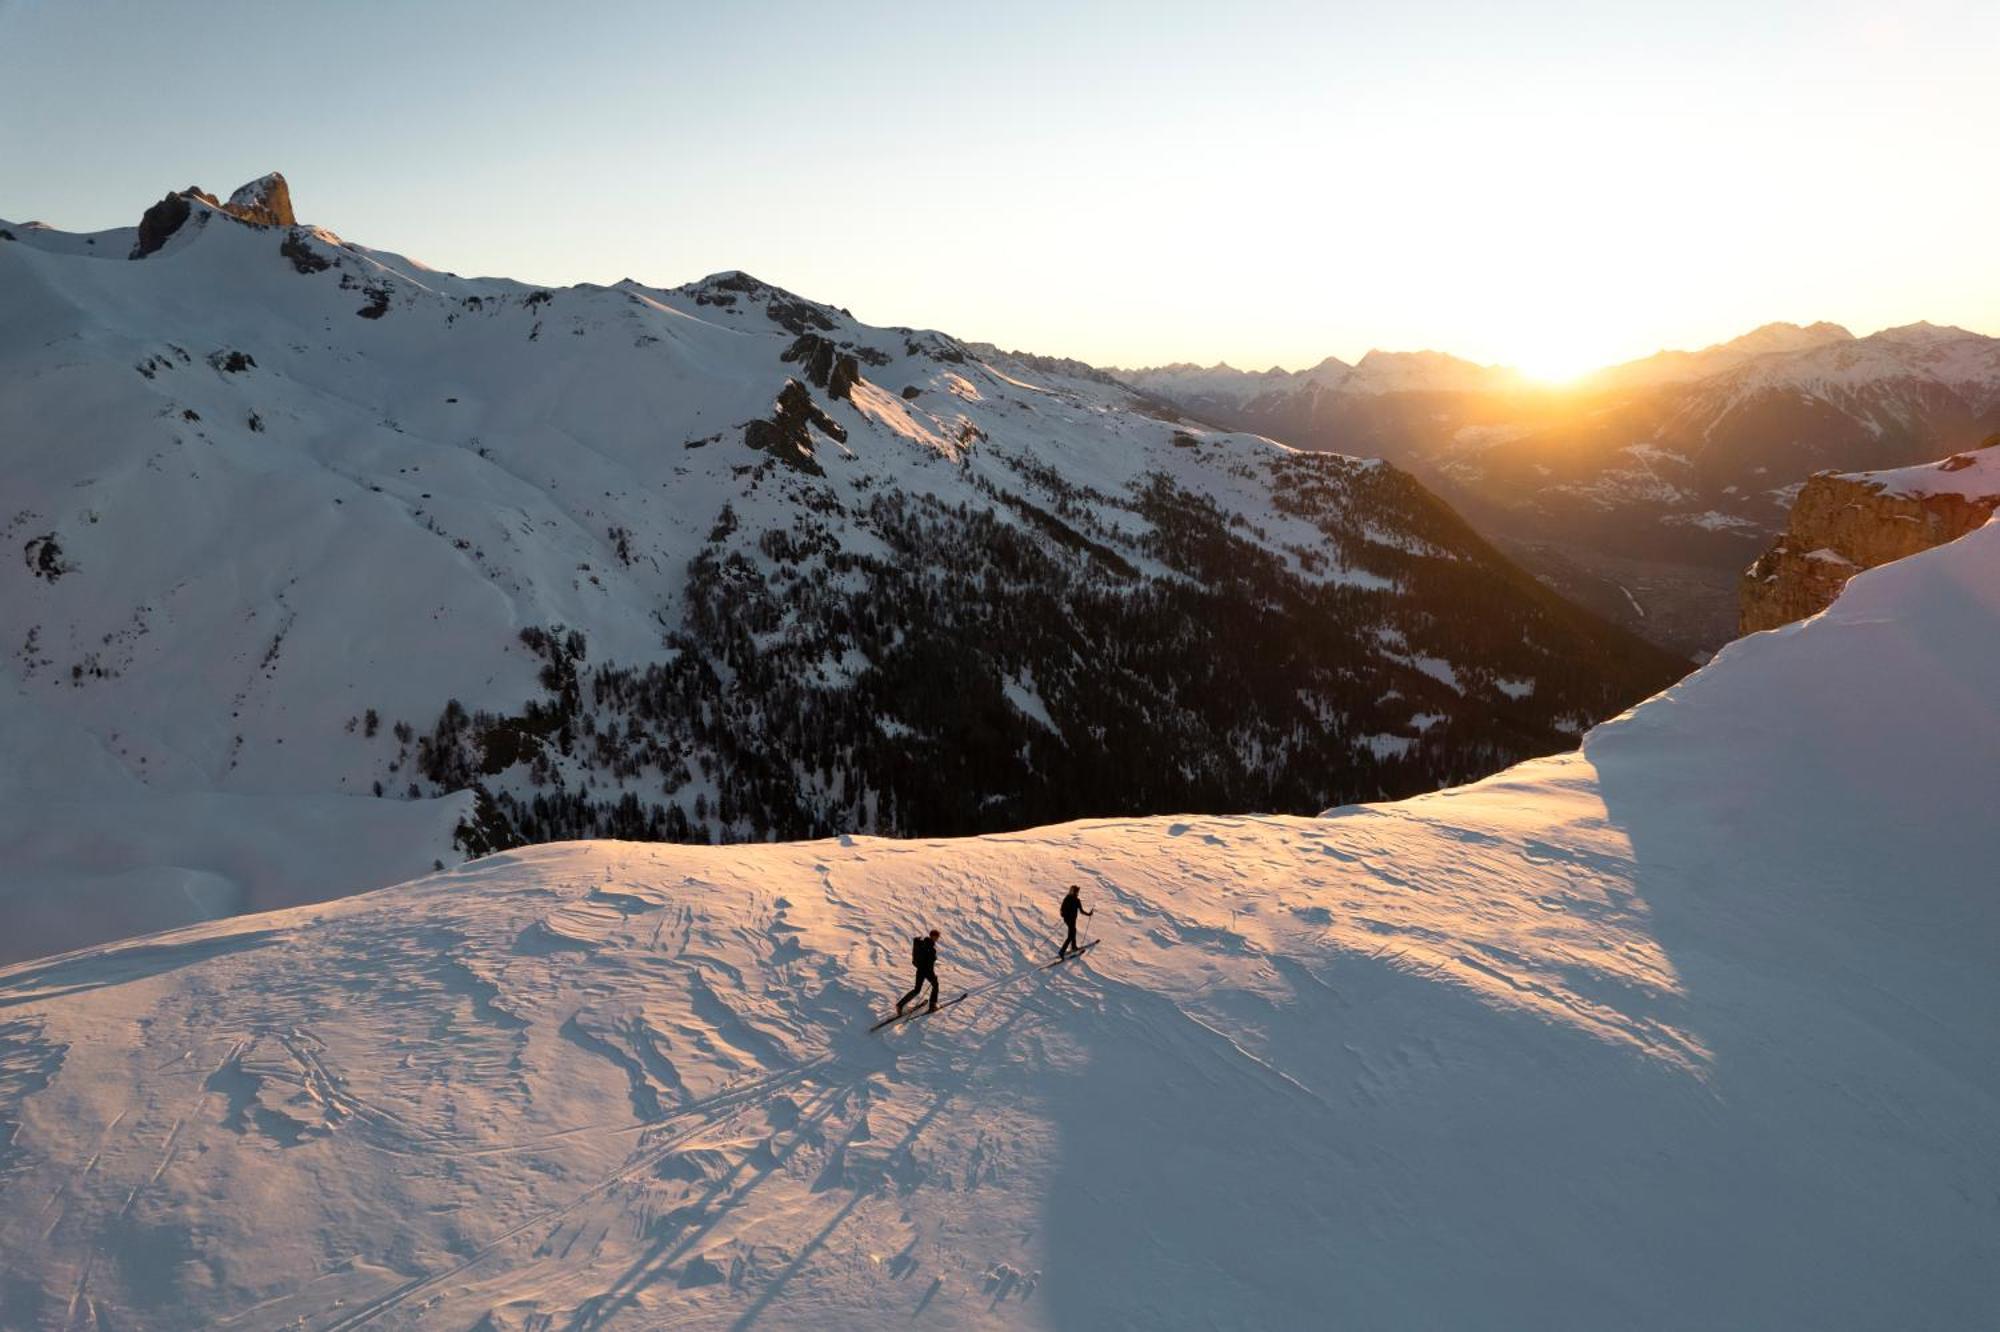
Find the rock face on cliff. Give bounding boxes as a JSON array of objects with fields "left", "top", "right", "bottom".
[
  {"left": 130, "top": 186, "right": 218, "bottom": 257},
  {"left": 128, "top": 173, "right": 295, "bottom": 257},
  {"left": 1741, "top": 437, "right": 2000, "bottom": 632},
  {"left": 223, "top": 171, "right": 294, "bottom": 227}
]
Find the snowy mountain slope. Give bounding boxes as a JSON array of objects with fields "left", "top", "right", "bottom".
[
  {"left": 0, "top": 515, "right": 1994, "bottom": 1329},
  {"left": 0, "top": 181, "right": 1683, "bottom": 963},
  {"left": 1119, "top": 347, "right": 1520, "bottom": 414},
  {"left": 1591, "top": 319, "right": 1858, "bottom": 388},
  {"left": 1126, "top": 322, "right": 2000, "bottom": 654}
]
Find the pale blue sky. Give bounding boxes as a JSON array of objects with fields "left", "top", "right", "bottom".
[{"left": 3, "top": 0, "right": 1994, "bottom": 375}]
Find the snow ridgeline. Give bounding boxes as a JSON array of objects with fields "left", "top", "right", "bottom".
[
  {"left": 0, "top": 183, "right": 1682, "bottom": 963},
  {"left": 1, "top": 518, "right": 1995, "bottom": 1328}
]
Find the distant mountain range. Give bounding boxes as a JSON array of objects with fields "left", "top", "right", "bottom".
[
  {"left": 1122, "top": 321, "right": 2000, "bottom": 653},
  {"left": 0, "top": 174, "right": 1682, "bottom": 959}
]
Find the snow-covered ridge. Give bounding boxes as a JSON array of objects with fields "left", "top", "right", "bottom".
[
  {"left": 1843, "top": 436, "right": 2000, "bottom": 500},
  {"left": 1119, "top": 347, "right": 1521, "bottom": 404},
  {"left": 0, "top": 505, "right": 1993, "bottom": 1328},
  {"left": 0, "top": 177, "right": 1681, "bottom": 963}
]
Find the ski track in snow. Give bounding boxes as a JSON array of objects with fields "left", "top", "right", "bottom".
[
  {"left": 0, "top": 516, "right": 1992, "bottom": 1327},
  {"left": 1, "top": 200, "right": 1998, "bottom": 1321}
]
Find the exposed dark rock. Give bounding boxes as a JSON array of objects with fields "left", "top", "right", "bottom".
[
  {"left": 131, "top": 189, "right": 213, "bottom": 258},
  {"left": 23, "top": 534, "right": 71, "bottom": 583},
  {"left": 133, "top": 175, "right": 293, "bottom": 260},
  {"left": 826, "top": 354, "right": 861, "bottom": 402},
  {"left": 280, "top": 230, "right": 331, "bottom": 274},
  {"left": 684, "top": 272, "right": 839, "bottom": 335},
  {"left": 743, "top": 380, "right": 843, "bottom": 475},
  {"left": 781, "top": 333, "right": 834, "bottom": 380},
  {"left": 767, "top": 295, "right": 836, "bottom": 336},
  {"left": 208, "top": 350, "right": 256, "bottom": 373},
  {"left": 1741, "top": 443, "right": 2000, "bottom": 632},
  {"left": 223, "top": 173, "right": 294, "bottom": 227},
  {"left": 901, "top": 386, "right": 921, "bottom": 400},
  {"left": 781, "top": 334, "right": 864, "bottom": 401},
  {"left": 357, "top": 285, "right": 391, "bottom": 319},
  {"left": 905, "top": 334, "right": 966, "bottom": 364}
]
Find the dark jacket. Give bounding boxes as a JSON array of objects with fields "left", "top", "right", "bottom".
[
  {"left": 1061, "top": 894, "right": 1086, "bottom": 923},
  {"left": 912, "top": 936, "right": 937, "bottom": 971}
]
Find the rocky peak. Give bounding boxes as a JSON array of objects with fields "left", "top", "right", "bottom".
[
  {"left": 131, "top": 186, "right": 217, "bottom": 258},
  {"left": 1872, "top": 320, "right": 1969, "bottom": 346},
  {"left": 676, "top": 271, "right": 845, "bottom": 336},
  {"left": 130, "top": 173, "right": 296, "bottom": 259},
  {"left": 1739, "top": 436, "right": 2000, "bottom": 634},
  {"left": 223, "top": 172, "right": 295, "bottom": 228},
  {"left": 1725, "top": 321, "right": 1855, "bottom": 356}
]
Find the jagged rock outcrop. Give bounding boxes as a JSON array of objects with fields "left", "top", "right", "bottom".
[
  {"left": 130, "top": 173, "right": 295, "bottom": 258},
  {"left": 781, "top": 332, "right": 863, "bottom": 401},
  {"left": 742, "top": 378, "right": 844, "bottom": 474},
  {"left": 1741, "top": 437, "right": 2000, "bottom": 632},
  {"left": 685, "top": 271, "right": 842, "bottom": 336},
  {"left": 224, "top": 172, "right": 294, "bottom": 227},
  {"left": 131, "top": 186, "right": 218, "bottom": 257}
]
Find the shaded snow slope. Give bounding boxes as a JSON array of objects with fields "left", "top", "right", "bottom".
[
  {"left": 0, "top": 190, "right": 1679, "bottom": 963},
  {"left": 1, "top": 521, "right": 1994, "bottom": 1328}
]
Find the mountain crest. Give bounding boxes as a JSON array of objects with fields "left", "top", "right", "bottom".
[
  {"left": 1874, "top": 320, "right": 1972, "bottom": 345},
  {"left": 223, "top": 172, "right": 295, "bottom": 228},
  {"left": 130, "top": 171, "right": 298, "bottom": 258},
  {"left": 1722, "top": 321, "right": 1854, "bottom": 354},
  {"left": 672, "top": 269, "right": 849, "bottom": 337}
]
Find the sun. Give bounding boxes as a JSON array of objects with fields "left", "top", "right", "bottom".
[{"left": 1510, "top": 343, "right": 1604, "bottom": 386}]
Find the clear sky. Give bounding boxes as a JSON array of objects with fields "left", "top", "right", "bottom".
[{"left": 3, "top": 0, "right": 1995, "bottom": 378}]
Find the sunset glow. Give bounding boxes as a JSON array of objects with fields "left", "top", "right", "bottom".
[
  {"left": 3, "top": 1, "right": 1993, "bottom": 374},
  {"left": 6, "top": 2, "right": 2000, "bottom": 1325}
]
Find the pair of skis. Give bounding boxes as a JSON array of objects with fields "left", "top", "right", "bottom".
[
  {"left": 869, "top": 940, "right": 1097, "bottom": 1032},
  {"left": 868, "top": 991, "right": 967, "bottom": 1032}
]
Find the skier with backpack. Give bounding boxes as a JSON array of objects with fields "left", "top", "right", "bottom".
[
  {"left": 896, "top": 928, "right": 943, "bottom": 1015},
  {"left": 1058, "top": 884, "right": 1094, "bottom": 958}
]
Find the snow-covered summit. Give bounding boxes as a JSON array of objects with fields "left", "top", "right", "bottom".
[
  {"left": 0, "top": 500, "right": 1993, "bottom": 1328},
  {"left": 0, "top": 176, "right": 1681, "bottom": 963},
  {"left": 1119, "top": 347, "right": 1514, "bottom": 405},
  {"left": 1872, "top": 319, "right": 1973, "bottom": 346},
  {"left": 1344, "top": 347, "right": 1518, "bottom": 395},
  {"left": 223, "top": 171, "right": 295, "bottom": 227}
]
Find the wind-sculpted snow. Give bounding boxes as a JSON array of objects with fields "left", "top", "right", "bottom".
[
  {"left": 0, "top": 521, "right": 1994, "bottom": 1327},
  {"left": 0, "top": 189, "right": 1679, "bottom": 961}
]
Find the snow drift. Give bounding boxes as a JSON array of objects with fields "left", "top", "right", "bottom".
[{"left": 0, "top": 514, "right": 1994, "bottom": 1327}]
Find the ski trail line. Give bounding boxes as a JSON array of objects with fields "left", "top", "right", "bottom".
[{"left": 305, "top": 1058, "right": 835, "bottom": 1332}]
